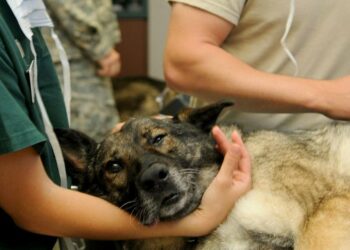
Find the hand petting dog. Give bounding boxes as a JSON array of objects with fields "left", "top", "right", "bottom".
[
  {"left": 163, "top": 126, "right": 252, "bottom": 238},
  {"left": 185, "top": 126, "right": 252, "bottom": 236}
]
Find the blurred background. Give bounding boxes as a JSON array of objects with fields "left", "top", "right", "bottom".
[{"left": 111, "top": 0, "right": 177, "bottom": 120}]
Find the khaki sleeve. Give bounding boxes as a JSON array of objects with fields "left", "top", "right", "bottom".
[
  {"left": 44, "top": 0, "right": 121, "bottom": 61},
  {"left": 168, "top": 0, "right": 246, "bottom": 25},
  {"left": 97, "top": 1, "right": 122, "bottom": 48}
]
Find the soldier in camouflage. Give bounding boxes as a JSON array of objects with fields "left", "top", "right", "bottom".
[{"left": 42, "top": 0, "right": 121, "bottom": 141}]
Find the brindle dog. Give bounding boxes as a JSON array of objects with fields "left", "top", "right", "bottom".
[{"left": 56, "top": 102, "right": 350, "bottom": 250}]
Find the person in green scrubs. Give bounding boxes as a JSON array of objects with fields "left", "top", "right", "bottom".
[{"left": 0, "top": 1, "right": 251, "bottom": 249}]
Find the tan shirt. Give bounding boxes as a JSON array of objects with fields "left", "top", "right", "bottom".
[{"left": 169, "top": 0, "right": 350, "bottom": 131}]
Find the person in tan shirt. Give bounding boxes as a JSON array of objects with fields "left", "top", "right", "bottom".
[{"left": 164, "top": 0, "right": 350, "bottom": 132}]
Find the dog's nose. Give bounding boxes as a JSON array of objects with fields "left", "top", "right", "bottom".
[{"left": 139, "top": 163, "right": 169, "bottom": 192}]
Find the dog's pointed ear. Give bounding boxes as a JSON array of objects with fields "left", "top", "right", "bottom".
[
  {"left": 173, "top": 101, "right": 233, "bottom": 132},
  {"left": 55, "top": 128, "right": 98, "bottom": 185}
]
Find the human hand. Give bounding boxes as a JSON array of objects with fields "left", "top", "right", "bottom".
[
  {"left": 182, "top": 126, "right": 252, "bottom": 236},
  {"left": 212, "top": 126, "right": 252, "bottom": 201},
  {"left": 97, "top": 49, "right": 121, "bottom": 77}
]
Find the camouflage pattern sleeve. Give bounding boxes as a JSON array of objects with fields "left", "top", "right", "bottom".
[{"left": 44, "top": 0, "right": 121, "bottom": 61}]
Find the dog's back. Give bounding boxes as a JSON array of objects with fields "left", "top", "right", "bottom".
[{"left": 201, "top": 122, "right": 350, "bottom": 250}]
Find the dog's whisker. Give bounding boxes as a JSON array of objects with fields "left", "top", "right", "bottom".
[
  {"left": 180, "top": 168, "right": 199, "bottom": 172},
  {"left": 180, "top": 171, "right": 199, "bottom": 175},
  {"left": 128, "top": 206, "right": 140, "bottom": 227},
  {"left": 124, "top": 204, "right": 137, "bottom": 212},
  {"left": 120, "top": 199, "right": 137, "bottom": 210},
  {"left": 129, "top": 208, "right": 136, "bottom": 218},
  {"left": 180, "top": 170, "right": 200, "bottom": 175},
  {"left": 138, "top": 207, "right": 147, "bottom": 223},
  {"left": 135, "top": 207, "right": 141, "bottom": 220},
  {"left": 120, "top": 202, "right": 136, "bottom": 210},
  {"left": 180, "top": 170, "right": 199, "bottom": 174}
]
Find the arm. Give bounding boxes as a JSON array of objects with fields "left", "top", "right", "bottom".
[
  {"left": 0, "top": 129, "right": 250, "bottom": 239},
  {"left": 164, "top": 3, "right": 350, "bottom": 120}
]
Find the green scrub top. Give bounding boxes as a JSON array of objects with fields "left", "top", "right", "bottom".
[{"left": 0, "top": 0, "right": 69, "bottom": 249}]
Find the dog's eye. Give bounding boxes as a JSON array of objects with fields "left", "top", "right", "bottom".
[
  {"left": 105, "top": 161, "right": 124, "bottom": 173},
  {"left": 149, "top": 134, "right": 166, "bottom": 145}
]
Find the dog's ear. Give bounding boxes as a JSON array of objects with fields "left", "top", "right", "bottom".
[
  {"left": 173, "top": 101, "right": 233, "bottom": 132},
  {"left": 55, "top": 128, "right": 98, "bottom": 186}
]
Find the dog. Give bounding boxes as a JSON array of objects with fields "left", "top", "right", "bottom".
[{"left": 56, "top": 102, "right": 350, "bottom": 250}]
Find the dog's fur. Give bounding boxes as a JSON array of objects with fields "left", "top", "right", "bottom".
[{"left": 56, "top": 102, "right": 350, "bottom": 250}]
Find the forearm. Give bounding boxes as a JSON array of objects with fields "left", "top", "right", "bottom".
[
  {"left": 164, "top": 41, "right": 326, "bottom": 113},
  {"left": 18, "top": 184, "right": 202, "bottom": 240},
  {"left": 0, "top": 147, "right": 212, "bottom": 240}
]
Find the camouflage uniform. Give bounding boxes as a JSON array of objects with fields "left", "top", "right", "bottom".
[{"left": 42, "top": 0, "right": 121, "bottom": 141}]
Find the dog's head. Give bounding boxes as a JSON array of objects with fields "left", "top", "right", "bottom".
[{"left": 56, "top": 102, "right": 232, "bottom": 225}]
